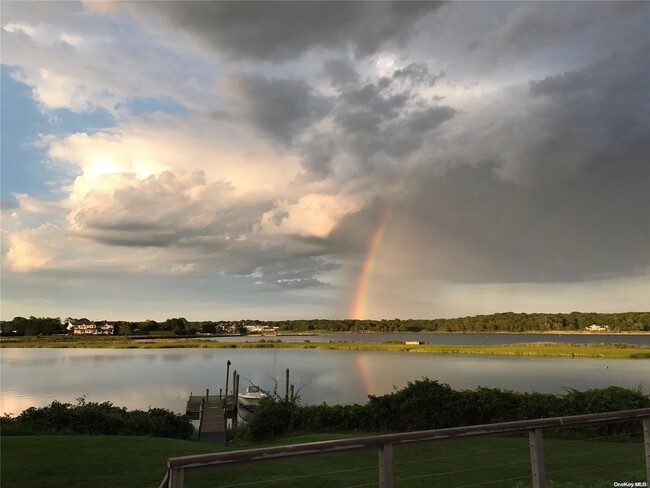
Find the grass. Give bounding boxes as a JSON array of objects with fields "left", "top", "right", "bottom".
[
  {"left": 2, "top": 335, "right": 650, "bottom": 358},
  {"left": 1, "top": 433, "right": 646, "bottom": 488},
  {"left": 0, "top": 435, "right": 216, "bottom": 488}
]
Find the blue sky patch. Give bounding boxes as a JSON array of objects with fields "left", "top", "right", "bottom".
[{"left": 1, "top": 65, "right": 114, "bottom": 200}]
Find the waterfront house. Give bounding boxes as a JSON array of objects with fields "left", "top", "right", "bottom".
[
  {"left": 585, "top": 324, "right": 610, "bottom": 332},
  {"left": 68, "top": 319, "right": 115, "bottom": 335}
]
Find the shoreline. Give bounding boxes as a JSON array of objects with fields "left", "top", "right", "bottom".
[{"left": 301, "top": 330, "right": 649, "bottom": 335}]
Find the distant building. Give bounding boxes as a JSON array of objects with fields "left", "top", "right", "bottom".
[
  {"left": 68, "top": 319, "right": 115, "bottom": 335},
  {"left": 585, "top": 324, "right": 610, "bottom": 332},
  {"left": 243, "top": 325, "right": 279, "bottom": 335}
]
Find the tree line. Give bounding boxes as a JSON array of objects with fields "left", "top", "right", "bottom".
[
  {"left": 0, "top": 316, "right": 246, "bottom": 336},
  {"left": 1, "top": 311, "right": 648, "bottom": 336},
  {"left": 253, "top": 311, "right": 650, "bottom": 333}
]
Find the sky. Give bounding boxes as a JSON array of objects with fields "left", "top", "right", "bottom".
[{"left": 1, "top": 1, "right": 649, "bottom": 321}]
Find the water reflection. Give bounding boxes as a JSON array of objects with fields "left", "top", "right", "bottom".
[{"left": 1, "top": 348, "right": 648, "bottom": 416}]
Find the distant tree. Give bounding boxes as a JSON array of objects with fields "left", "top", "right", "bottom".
[{"left": 201, "top": 323, "right": 217, "bottom": 334}]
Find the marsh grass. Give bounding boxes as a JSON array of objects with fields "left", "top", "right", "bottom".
[{"left": 2, "top": 336, "right": 649, "bottom": 358}]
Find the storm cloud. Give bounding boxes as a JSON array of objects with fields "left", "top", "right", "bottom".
[
  {"left": 131, "top": 1, "right": 443, "bottom": 62},
  {"left": 224, "top": 74, "right": 331, "bottom": 145},
  {"left": 325, "top": 42, "right": 650, "bottom": 283},
  {"left": 2, "top": 1, "right": 649, "bottom": 319}
]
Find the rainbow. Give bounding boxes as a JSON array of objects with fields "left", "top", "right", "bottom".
[
  {"left": 349, "top": 163, "right": 413, "bottom": 320},
  {"left": 349, "top": 212, "right": 388, "bottom": 320}
]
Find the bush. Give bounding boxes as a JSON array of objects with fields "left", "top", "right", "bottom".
[
  {"left": 245, "top": 379, "right": 649, "bottom": 441},
  {"left": 1, "top": 398, "right": 194, "bottom": 439}
]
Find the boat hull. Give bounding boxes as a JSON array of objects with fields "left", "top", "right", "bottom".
[{"left": 238, "top": 394, "right": 266, "bottom": 407}]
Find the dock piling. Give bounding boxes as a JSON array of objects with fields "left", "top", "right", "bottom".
[
  {"left": 285, "top": 368, "right": 290, "bottom": 401},
  {"left": 233, "top": 373, "right": 240, "bottom": 428},
  {"left": 225, "top": 360, "right": 231, "bottom": 411}
]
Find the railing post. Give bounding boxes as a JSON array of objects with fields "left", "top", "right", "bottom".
[
  {"left": 643, "top": 417, "right": 650, "bottom": 481},
  {"left": 529, "top": 428, "right": 546, "bottom": 488},
  {"left": 378, "top": 443, "right": 394, "bottom": 488},
  {"left": 169, "top": 467, "right": 184, "bottom": 488}
]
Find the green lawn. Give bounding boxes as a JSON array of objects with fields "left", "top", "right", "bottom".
[{"left": 2, "top": 434, "right": 645, "bottom": 488}]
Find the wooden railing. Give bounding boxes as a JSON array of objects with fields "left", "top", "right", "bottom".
[{"left": 163, "top": 408, "right": 650, "bottom": 488}]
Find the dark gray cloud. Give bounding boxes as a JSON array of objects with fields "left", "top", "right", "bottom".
[
  {"left": 131, "top": 1, "right": 443, "bottom": 62},
  {"left": 328, "top": 78, "right": 455, "bottom": 168},
  {"left": 529, "top": 71, "right": 586, "bottom": 97},
  {"left": 225, "top": 74, "right": 331, "bottom": 145},
  {"left": 322, "top": 59, "right": 359, "bottom": 88},
  {"left": 279, "top": 59, "right": 459, "bottom": 183},
  {"left": 508, "top": 43, "right": 650, "bottom": 186},
  {"left": 254, "top": 257, "right": 341, "bottom": 289},
  {"left": 324, "top": 43, "right": 650, "bottom": 283},
  {"left": 493, "top": 3, "right": 596, "bottom": 55},
  {"left": 392, "top": 63, "right": 442, "bottom": 86},
  {"left": 297, "top": 135, "right": 336, "bottom": 181}
]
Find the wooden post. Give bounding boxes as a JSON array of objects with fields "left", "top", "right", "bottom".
[
  {"left": 290, "top": 384, "right": 295, "bottom": 402},
  {"left": 232, "top": 374, "right": 239, "bottom": 428},
  {"left": 169, "top": 468, "right": 184, "bottom": 488},
  {"left": 205, "top": 388, "right": 209, "bottom": 401},
  {"left": 198, "top": 398, "right": 205, "bottom": 438},
  {"left": 643, "top": 417, "right": 650, "bottom": 481},
  {"left": 285, "top": 368, "right": 290, "bottom": 401},
  {"left": 225, "top": 360, "right": 231, "bottom": 410},
  {"left": 219, "top": 388, "right": 222, "bottom": 400},
  {"left": 529, "top": 428, "right": 546, "bottom": 488},
  {"left": 378, "top": 443, "right": 394, "bottom": 488}
]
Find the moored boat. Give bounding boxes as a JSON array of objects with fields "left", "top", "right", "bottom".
[
  {"left": 238, "top": 385, "right": 268, "bottom": 407},
  {"left": 238, "top": 385, "right": 268, "bottom": 421}
]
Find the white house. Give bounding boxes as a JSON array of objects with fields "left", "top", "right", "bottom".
[
  {"left": 585, "top": 324, "right": 610, "bottom": 332},
  {"left": 68, "top": 319, "right": 115, "bottom": 335}
]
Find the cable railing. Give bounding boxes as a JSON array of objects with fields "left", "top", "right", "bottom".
[{"left": 162, "top": 408, "right": 650, "bottom": 488}]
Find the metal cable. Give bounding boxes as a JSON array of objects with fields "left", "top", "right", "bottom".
[
  {"left": 393, "top": 442, "right": 528, "bottom": 467},
  {"left": 393, "top": 429, "right": 642, "bottom": 468},
  {"left": 211, "top": 464, "right": 377, "bottom": 488},
  {"left": 545, "top": 430, "right": 643, "bottom": 443},
  {"left": 549, "top": 468, "right": 646, "bottom": 488},
  {"left": 545, "top": 442, "right": 641, "bottom": 462},
  {"left": 546, "top": 458, "right": 641, "bottom": 476},
  {"left": 446, "top": 473, "right": 531, "bottom": 487},
  {"left": 392, "top": 458, "right": 530, "bottom": 483}
]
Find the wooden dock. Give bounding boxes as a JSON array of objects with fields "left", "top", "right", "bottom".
[{"left": 186, "top": 394, "right": 234, "bottom": 444}]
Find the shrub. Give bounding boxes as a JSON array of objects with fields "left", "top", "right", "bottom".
[
  {"left": 245, "top": 379, "right": 649, "bottom": 441},
  {"left": 1, "top": 399, "right": 193, "bottom": 439}
]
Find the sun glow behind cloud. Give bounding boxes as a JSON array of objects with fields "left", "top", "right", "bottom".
[{"left": 86, "top": 156, "right": 121, "bottom": 179}]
